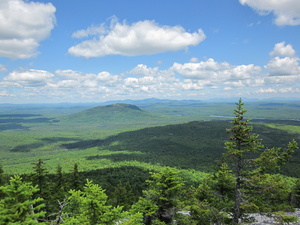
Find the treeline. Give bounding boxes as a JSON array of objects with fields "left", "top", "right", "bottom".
[
  {"left": 1, "top": 160, "right": 300, "bottom": 224},
  {"left": 1, "top": 99, "right": 300, "bottom": 224}
]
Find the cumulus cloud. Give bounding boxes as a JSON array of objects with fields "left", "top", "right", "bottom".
[
  {"left": 4, "top": 69, "right": 54, "bottom": 86},
  {"left": 68, "top": 18, "right": 206, "bottom": 58},
  {"left": 239, "top": 0, "right": 300, "bottom": 26},
  {"left": 3, "top": 43, "right": 300, "bottom": 102},
  {"left": 0, "top": 0, "right": 56, "bottom": 59},
  {"left": 269, "top": 42, "right": 296, "bottom": 57},
  {"left": 265, "top": 57, "right": 300, "bottom": 76},
  {"left": 171, "top": 58, "right": 261, "bottom": 81},
  {"left": 265, "top": 42, "right": 300, "bottom": 77},
  {"left": 127, "top": 64, "right": 174, "bottom": 78}
]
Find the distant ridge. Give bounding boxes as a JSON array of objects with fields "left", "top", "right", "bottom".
[{"left": 104, "top": 103, "right": 141, "bottom": 111}]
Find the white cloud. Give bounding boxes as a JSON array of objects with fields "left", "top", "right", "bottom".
[
  {"left": 97, "top": 71, "right": 121, "bottom": 85},
  {"left": 171, "top": 58, "right": 261, "bottom": 80},
  {"left": 190, "top": 57, "right": 199, "bottom": 63},
  {"left": 269, "top": 42, "right": 296, "bottom": 57},
  {"left": 0, "top": 0, "right": 56, "bottom": 59},
  {"left": 128, "top": 64, "right": 159, "bottom": 77},
  {"left": 255, "top": 88, "right": 277, "bottom": 93},
  {"left": 240, "top": 0, "right": 300, "bottom": 26},
  {"left": 2, "top": 44, "right": 300, "bottom": 102},
  {"left": 55, "top": 70, "right": 87, "bottom": 79},
  {"left": 265, "top": 56, "right": 300, "bottom": 76},
  {"left": 4, "top": 69, "right": 54, "bottom": 86},
  {"left": 265, "top": 75, "right": 300, "bottom": 84},
  {"left": 72, "top": 24, "right": 106, "bottom": 39},
  {"left": 127, "top": 64, "right": 174, "bottom": 78},
  {"left": 279, "top": 87, "right": 300, "bottom": 93},
  {"left": 265, "top": 42, "right": 300, "bottom": 77},
  {"left": 68, "top": 18, "right": 206, "bottom": 58}
]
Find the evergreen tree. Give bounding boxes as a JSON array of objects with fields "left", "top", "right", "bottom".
[
  {"left": 0, "top": 165, "right": 4, "bottom": 186},
  {"left": 63, "top": 179, "right": 123, "bottom": 224},
  {"left": 0, "top": 165, "right": 5, "bottom": 199},
  {"left": 224, "top": 98, "right": 263, "bottom": 223},
  {"left": 71, "top": 163, "right": 81, "bottom": 190},
  {"left": 0, "top": 175, "right": 45, "bottom": 224},
  {"left": 53, "top": 164, "right": 68, "bottom": 200},
  {"left": 31, "top": 159, "right": 48, "bottom": 199},
  {"left": 47, "top": 164, "right": 68, "bottom": 221},
  {"left": 132, "top": 167, "right": 186, "bottom": 224},
  {"left": 292, "top": 179, "right": 300, "bottom": 207},
  {"left": 110, "top": 181, "right": 137, "bottom": 211},
  {"left": 224, "top": 98, "right": 298, "bottom": 223}
]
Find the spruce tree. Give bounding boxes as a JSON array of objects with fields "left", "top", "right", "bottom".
[
  {"left": 71, "top": 163, "right": 80, "bottom": 190},
  {"left": 224, "top": 98, "right": 298, "bottom": 223},
  {"left": 31, "top": 159, "right": 48, "bottom": 199},
  {"left": 224, "top": 98, "right": 263, "bottom": 223},
  {"left": 0, "top": 175, "right": 45, "bottom": 224},
  {"left": 132, "top": 167, "right": 186, "bottom": 224},
  {"left": 63, "top": 180, "right": 123, "bottom": 224}
]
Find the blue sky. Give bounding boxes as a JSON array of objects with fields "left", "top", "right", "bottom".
[{"left": 0, "top": 0, "right": 300, "bottom": 103}]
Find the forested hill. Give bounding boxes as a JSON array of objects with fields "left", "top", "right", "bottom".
[{"left": 60, "top": 103, "right": 165, "bottom": 124}]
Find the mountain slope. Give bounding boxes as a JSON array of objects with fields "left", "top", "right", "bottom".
[{"left": 61, "top": 103, "right": 170, "bottom": 125}]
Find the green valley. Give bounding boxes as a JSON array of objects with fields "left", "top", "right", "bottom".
[{"left": 1, "top": 99, "right": 300, "bottom": 224}]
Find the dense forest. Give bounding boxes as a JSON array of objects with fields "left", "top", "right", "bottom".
[{"left": 1, "top": 99, "right": 300, "bottom": 224}]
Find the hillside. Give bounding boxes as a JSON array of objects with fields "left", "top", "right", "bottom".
[
  {"left": 61, "top": 120, "right": 300, "bottom": 177},
  {"left": 60, "top": 103, "right": 191, "bottom": 126}
]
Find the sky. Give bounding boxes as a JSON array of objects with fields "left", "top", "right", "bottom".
[{"left": 0, "top": 0, "right": 300, "bottom": 103}]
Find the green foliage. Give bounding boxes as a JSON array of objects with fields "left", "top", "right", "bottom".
[
  {"left": 248, "top": 173, "right": 295, "bottom": 212},
  {"left": 292, "top": 179, "right": 300, "bottom": 207},
  {"left": 223, "top": 99, "right": 299, "bottom": 224},
  {"left": 131, "top": 197, "right": 158, "bottom": 224},
  {"left": 1, "top": 107, "right": 300, "bottom": 177},
  {"left": 254, "top": 140, "right": 298, "bottom": 174},
  {"left": 1, "top": 101, "right": 300, "bottom": 224},
  {"left": 271, "top": 211, "right": 299, "bottom": 225},
  {"left": 71, "top": 163, "right": 81, "bottom": 190},
  {"left": 63, "top": 179, "right": 123, "bottom": 224},
  {"left": 109, "top": 181, "right": 137, "bottom": 211},
  {"left": 30, "top": 159, "right": 48, "bottom": 196},
  {"left": 0, "top": 175, "right": 45, "bottom": 224},
  {"left": 186, "top": 177, "right": 233, "bottom": 224},
  {"left": 189, "top": 201, "right": 230, "bottom": 225},
  {"left": 132, "top": 167, "right": 186, "bottom": 224},
  {"left": 224, "top": 99, "right": 264, "bottom": 223},
  {"left": 0, "top": 165, "right": 4, "bottom": 187},
  {"left": 213, "top": 162, "right": 235, "bottom": 200}
]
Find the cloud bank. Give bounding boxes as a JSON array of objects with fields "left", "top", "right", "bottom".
[
  {"left": 240, "top": 0, "right": 300, "bottom": 26},
  {"left": 0, "top": 0, "right": 56, "bottom": 59},
  {"left": 1, "top": 42, "right": 299, "bottom": 102},
  {"left": 68, "top": 17, "right": 206, "bottom": 58}
]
